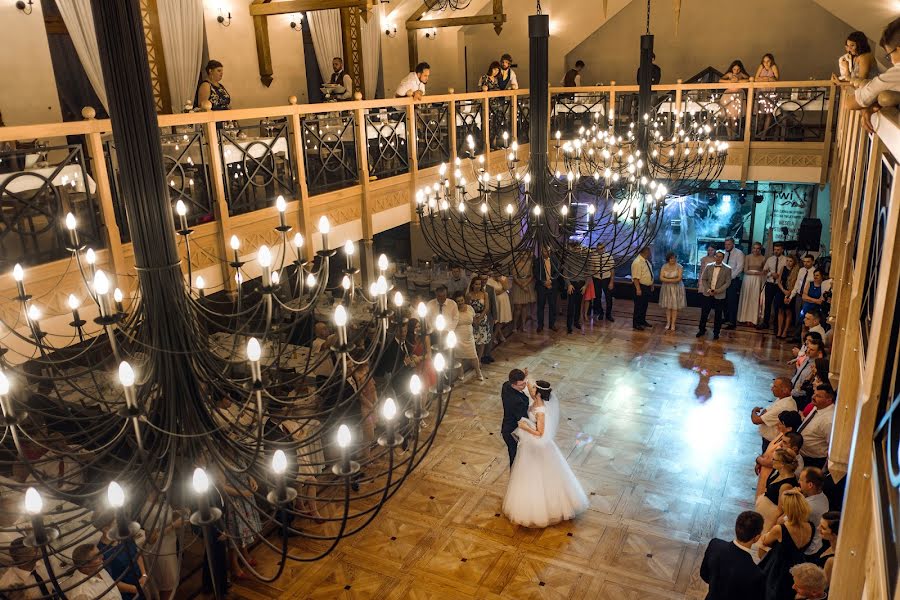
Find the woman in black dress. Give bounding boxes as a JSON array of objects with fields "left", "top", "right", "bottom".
[
  {"left": 195, "top": 60, "right": 232, "bottom": 111},
  {"left": 776, "top": 255, "right": 799, "bottom": 339},
  {"left": 756, "top": 447, "right": 800, "bottom": 532},
  {"left": 809, "top": 511, "right": 839, "bottom": 587},
  {"left": 759, "top": 488, "right": 814, "bottom": 600}
]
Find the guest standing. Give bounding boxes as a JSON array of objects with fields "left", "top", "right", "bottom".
[
  {"left": 798, "top": 467, "right": 830, "bottom": 555},
  {"left": 699, "top": 244, "right": 717, "bottom": 283},
  {"left": 486, "top": 274, "right": 512, "bottom": 343},
  {"left": 407, "top": 318, "right": 437, "bottom": 389},
  {"left": 562, "top": 60, "right": 586, "bottom": 87},
  {"left": 658, "top": 252, "right": 686, "bottom": 331},
  {"left": 751, "top": 377, "right": 798, "bottom": 454},
  {"left": 69, "top": 543, "right": 124, "bottom": 600},
  {"left": 511, "top": 252, "right": 536, "bottom": 331},
  {"left": 839, "top": 31, "right": 879, "bottom": 80},
  {"left": 719, "top": 60, "right": 750, "bottom": 137},
  {"left": 755, "top": 448, "right": 800, "bottom": 533},
  {"left": 760, "top": 242, "right": 787, "bottom": 331},
  {"left": 759, "top": 489, "right": 813, "bottom": 600},
  {"left": 497, "top": 54, "right": 519, "bottom": 90},
  {"left": 699, "top": 511, "right": 765, "bottom": 600},
  {"left": 789, "top": 563, "right": 829, "bottom": 600},
  {"left": 580, "top": 276, "right": 595, "bottom": 325},
  {"left": 564, "top": 242, "right": 588, "bottom": 334},
  {"left": 395, "top": 62, "right": 430, "bottom": 99},
  {"left": 738, "top": 242, "right": 766, "bottom": 325},
  {"left": 809, "top": 511, "right": 839, "bottom": 584},
  {"left": 630, "top": 247, "right": 654, "bottom": 331},
  {"left": 800, "top": 270, "right": 830, "bottom": 320},
  {"left": 221, "top": 471, "right": 263, "bottom": 581},
  {"left": 697, "top": 251, "right": 732, "bottom": 340},
  {"left": 468, "top": 278, "right": 492, "bottom": 363},
  {"left": 591, "top": 242, "right": 615, "bottom": 322},
  {"left": 195, "top": 60, "right": 231, "bottom": 111},
  {"left": 722, "top": 237, "right": 744, "bottom": 329},
  {"left": 96, "top": 514, "right": 150, "bottom": 599},
  {"left": 453, "top": 292, "right": 483, "bottom": 380},
  {"left": 755, "top": 54, "right": 780, "bottom": 139},
  {"left": 796, "top": 385, "right": 836, "bottom": 470},
  {"left": 777, "top": 255, "right": 800, "bottom": 339},
  {"left": 479, "top": 61, "right": 501, "bottom": 91},
  {"left": 534, "top": 246, "right": 558, "bottom": 333},
  {"left": 447, "top": 265, "right": 470, "bottom": 299}
]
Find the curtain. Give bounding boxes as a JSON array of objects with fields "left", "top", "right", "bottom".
[
  {"left": 307, "top": 9, "right": 343, "bottom": 83},
  {"left": 157, "top": 0, "right": 204, "bottom": 112},
  {"left": 56, "top": 0, "right": 107, "bottom": 110},
  {"left": 360, "top": 9, "right": 382, "bottom": 99}
]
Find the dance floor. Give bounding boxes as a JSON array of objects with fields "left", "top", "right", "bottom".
[{"left": 226, "top": 301, "right": 789, "bottom": 599}]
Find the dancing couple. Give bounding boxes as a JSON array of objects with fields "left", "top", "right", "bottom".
[{"left": 500, "top": 368, "right": 589, "bottom": 527}]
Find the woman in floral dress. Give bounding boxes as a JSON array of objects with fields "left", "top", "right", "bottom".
[{"left": 468, "top": 277, "right": 492, "bottom": 364}]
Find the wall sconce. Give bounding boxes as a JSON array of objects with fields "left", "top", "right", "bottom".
[
  {"left": 15, "top": 0, "right": 33, "bottom": 14},
  {"left": 384, "top": 23, "right": 397, "bottom": 38},
  {"left": 290, "top": 13, "right": 303, "bottom": 32},
  {"left": 424, "top": 27, "right": 438, "bottom": 40},
  {"left": 216, "top": 7, "right": 231, "bottom": 27}
]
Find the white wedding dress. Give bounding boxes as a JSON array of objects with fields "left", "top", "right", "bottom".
[{"left": 502, "top": 394, "right": 589, "bottom": 527}]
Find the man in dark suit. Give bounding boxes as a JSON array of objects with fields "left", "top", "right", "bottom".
[
  {"left": 534, "top": 246, "right": 559, "bottom": 333},
  {"left": 500, "top": 368, "right": 531, "bottom": 467},
  {"left": 700, "top": 510, "right": 765, "bottom": 600}
]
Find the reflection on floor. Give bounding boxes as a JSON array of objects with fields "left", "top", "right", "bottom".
[{"left": 232, "top": 301, "right": 787, "bottom": 599}]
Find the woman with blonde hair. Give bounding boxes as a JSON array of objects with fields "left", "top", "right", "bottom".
[
  {"left": 755, "top": 447, "right": 800, "bottom": 533},
  {"left": 759, "top": 488, "right": 813, "bottom": 600}
]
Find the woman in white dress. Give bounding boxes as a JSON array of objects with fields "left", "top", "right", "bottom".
[
  {"left": 502, "top": 380, "right": 589, "bottom": 527},
  {"left": 738, "top": 242, "right": 766, "bottom": 325},
  {"left": 452, "top": 292, "right": 483, "bottom": 381},
  {"left": 486, "top": 274, "right": 512, "bottom": 343},
  {"left": 658, "top": 252, "right": 687, "bottom": 331}
]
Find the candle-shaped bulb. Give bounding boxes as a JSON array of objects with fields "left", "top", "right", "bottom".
[
  {"left": 85, "top": 248, "right": 96, "bottom": 265},
  {"left": 416, "top": 302, "right": 427, "bottom": 319},
  {"left": 107, "top": 481, "right": 125, "bottom": 508},
  {"left": 272, "top": 449, "right": 287, "bottom": 474},
  {"left": 65, "top": 212, "right": 77, "bottom": 231},
  {"left": 195, "top": 276, "right": 205, "bottom": 291},
  {"left": 271, "top": 271, "right": 280, "bottom": 285},
  {"left": 446, "top": 330, "right": 457, "bottom": 349},
  {"left": 344, "top": 240, "right": 355, "bottom": 256},
  {"left": 257, "top": 245, "right": 272, "bottom": 268},
  {"left": 293, "top": 233, "right": 304, "bottom": 249},
  {"left": 118, "top": 361, "right": 135, "bottom": 387},
  {"left": 409, "top": 374, "right": 423, "bottom": 395},
  {"left": 376, "top": 276, "right": 387, "bottom": 295},
  {"left": 334, "top": 305, "right": 348, "bottom": 327},
  {"left": 192, "top": 468, "right": 209, "bottom": 494},
  {"left": 306, "top": 273, "right": 316, "bottom": 287},
  {"left": 68, "top": 294, "right": 80, "bottom": 310},
  {"left": 175, "top": 200, "right": 187, "bottom": 216},
  {"left": 113, "top": 288, "right": 124, "bottom": 304},
  {"left": 24, "top": 488, "right": 43, "bottom": 515},
  {"left": 246, "top": 338, "right": 262, "bottom": 362},
  {"left": 318, "top": 216, "right": 330, "bottom": 234},
  {"left": 435, "top": 314, "right": 446, "bottom": 332},
  {"left": 0, "top": 369, "right": 9, "bottom": 396},
  {"left": 378, "top": 254, "right": 389, "bottom": 271},
  {"left": 94, "top": 270, "right": 110, "bottom": 295},
  {"left": 393, "top": 291, "right": 404, "bottom": 307},
  {"left": 533, "top": 205, "right": 542, "bottom": 216},
  {"left": 275, "top": 195, "right": 286, "bottom": 212},
  {"left": 342, "top": 275, "right": 351, "bottom": 290},
  {"left": 27, "top": 305, "right": 41, "bottom": 322},
  {"left": 12, "top": 264, "right": 23, "bottom": 282},
  {"left": 230, "top": 235, "right": 240, "bottom": 251},
  {"left": 337, "top": 424, "right": 352, "bottom": 448},
  {"left": 382, "top": 397, "right": 397, "bottom": 420},
  {"left": 506, "top": 203, "right": 514, "bottom": 215},
  {"left": 561, "top": 205, "right": 569, "bottom": 216},
  {"left": 587, "top": 204, "right": 596, "bottom": 215},
  {"left": 433, "top": 352, "right": 446, "bottom": 372}
]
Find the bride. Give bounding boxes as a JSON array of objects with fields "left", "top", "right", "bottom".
[{"left": 502, "top": 380, "right": 589, "bottom": 527}]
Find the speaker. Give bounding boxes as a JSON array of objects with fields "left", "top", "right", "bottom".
[{"left": 797, "top": 218, "right": 822, "bottom": 251}]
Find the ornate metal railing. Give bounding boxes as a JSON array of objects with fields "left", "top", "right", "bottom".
[
  {"left": 365, "top": 108, "right": 409, "bottom": 180},
  {"left": 488, "top": 97, "right": 512, "bottom": 150},
  {"left": 551, "top": 92, "right": 608, "bottom": 137},
  {"left": 0, "top": 144, "right": 103, "bottom": 268},
  {"left": 301, "top": 110, "right": 358, "bottom": 196},
  {"left": 516, "top": 95, "right": 530, "bottom": 145},
  {"left": 455, "top": 99, "right": 484, "bottom": 157},
  {"left": 219, "top": 117, "right": 295, "bottom": 216},
  {"left": 415, "top": 102, "right": 451, "bottom": 169},
  {"left": 752, "top": 86, "right": 831, "bottom": 142}
]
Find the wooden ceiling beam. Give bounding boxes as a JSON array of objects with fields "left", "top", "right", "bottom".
[
  {"left": 406, "top": 13, "right": 506, "bottom": 30},
  {"left": 249, "top": 0, "right": 375, "bottom": 17}
]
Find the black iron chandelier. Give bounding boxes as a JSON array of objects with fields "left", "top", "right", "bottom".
[
  {"left": 0, "top": 2, "right": 452, "bottom": 599},
  {"left": 424, "top": 0, "right": 472, "bottom": 11},
  {"left": 416, "top": 0, "right": 727, "bottom": 278}
]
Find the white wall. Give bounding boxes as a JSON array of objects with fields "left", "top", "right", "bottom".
[
  {"left": 0, "top": 2, "right": 62, "bottom": 126},
  {"left": 203, "top": 2, "right": 309, "bottom": 108}
]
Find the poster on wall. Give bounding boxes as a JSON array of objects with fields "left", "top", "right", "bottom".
[{"left": 770, "top": 184, "right": 814, "bottom": 243}]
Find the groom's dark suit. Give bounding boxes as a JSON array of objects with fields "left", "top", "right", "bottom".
[{"left": 501, "top": 381, "right": 530, "bottom": 467}]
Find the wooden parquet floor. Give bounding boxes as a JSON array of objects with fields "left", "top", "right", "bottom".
[{"left": 227, "top": 301, "right": 789, "bottom": 600}]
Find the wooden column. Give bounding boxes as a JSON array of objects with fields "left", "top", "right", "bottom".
[
  {"left": 510, "top": 92, "right": 518, "bottom": 142},
  {"left": 740, "top": 79, "right": 756, "bottom": 184},
  {"left": 341, "top": 7, "right": 365, "bottom": 99},
  {"left": 609, "top": 82, "right": 616, "bottom": 128},
  {"left": 819, "top": 82, "right": 837, "bottom": 187},
  {"left": 354, "top": 105, "right": 374, "bottom": 284},
  {"left": 407, "top": 102, "right": 420, "bottom": 223},
  {"left": 448, "top": 96, "right": 458, "bottom": 169},
  {"left": 288, "top": 97, "right": 315, "bottom": 262},
  {"left": 253, "top": 8, "right": 274, "bottom": 87},
  {"left": 482, "top": 96, "right": 491, "bottom": 157}
]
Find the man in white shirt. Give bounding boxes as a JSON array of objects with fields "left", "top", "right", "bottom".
[
  {"left": 791, "top": 339, "right": 821, "bottom": 404},
  {"left": 788, "top": 254, "right": 816, "bottom": 341},
  {"left": 696, "top": 250, "right": 732, "bottom": 340},
  {"left": 846, "top": 16, "right": 900, "bottom": 132},
  {"left": 796, "top": 467, "right": 830, "bottom": 555},
  {"left": 446, "top": 265, "right": 470, "bottom": 299},
  {"left": 324, "top": 57, "right": 353, "bottom": 101},
  {"left": 722, "top": 237, "right": 744, "bottom": 329},
  {"left": 796, "top": 385, "right": 836, "bottom": 469},
  {"left": 426, "top": 285, "right": 459, "bottom": 343},
  {"left": 67, "top": 543, "right": 123, "bottom": 600},
  {"left": 591, "top": 242, "right": 615, "bottom": 322},
  {"left": 751, "top": 377, "right": 797, "bottom": 454},
  {"left": 758, "top": 242, "right": 786, "bottom": 331},
  {"left": 0, "top": 538, "right": 66, "bottom": 599},
  {"left": 630, "top": 247, "right": 654, "bottom": 330},
  {"left": 395, "top": 62, "right": 430, "bottom": 100}
]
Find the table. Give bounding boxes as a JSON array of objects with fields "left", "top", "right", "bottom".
[
  {"left": 208, "top": 332, "right": 311, "bottom": 370},
  {"left": 406, "top": 268, "right": 449, "bottom": 293},
  {"left": 0, "top": 164, "right": 97, "bottom": 194}
]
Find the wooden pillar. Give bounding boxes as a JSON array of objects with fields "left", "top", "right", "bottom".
[
  {"left": 341, "top": 7, "right": 365, "bottom": 100},
  {"left": 288, "top": 97, "right": 314, "bottom": 262},
  {"left": 482, "top": 96, "right": 491, "bottom": 157},
  {"left": 201, "top": 117, "right": 235, "bottom": 292},
  {"left": 407, "top": 102, "right": 420, "bottom": 224},
  {"left": 510, "top": 92, "right": 518, "bottom": 142},
  {"left": 354, "top": 105, "right": 374, "bottom": 284},
  {"left": 820, "top": 82, "right": 837, "bottom": 187},
  {"left": 740, "top": 79, "right": 756, "bottom": 184},
  {"left": 253, "top": 11, "right": 274, "bottom": 87}
]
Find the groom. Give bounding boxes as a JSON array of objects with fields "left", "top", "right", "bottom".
[{"left": 501, "top": 368, "right": 531, "bottom": 467}]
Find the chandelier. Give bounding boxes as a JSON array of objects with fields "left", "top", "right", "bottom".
[
  {"left": 424, "top": 0, "right": 472, "bottom": 11},
  {"left": 416, "top": 0, "right": 727, "bottom": 276},
  {"left": 0, "top": 3, "right": 451, "bottom": 599}
]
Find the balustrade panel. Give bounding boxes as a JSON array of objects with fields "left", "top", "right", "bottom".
[
  {"left": 415, "top": 102, "right": 451, "bottom": 169},
  {"left": 516, "top": 96, "right": 530, "bottom": 145},
  {"left": 365, "top": 108, "right": 410, "bottom": 179},
  {"left": 665, "top": 89, "right": 746, "bottom": 142},
  {"left": 0, "top": 143, "right": 103, "bottom": 268},
  {"left": 551, "top": 92, "right": 609, "bottom": 138},
  {"left": 488, "top": 97, "right": 513, "bottom": 150},
  {"left": 751, "top": 86, "right": 831, "bottom": 142},
  {"left": 219, "top": 117, "right": 296, "bottom": 216},
  {"left": 455, "top": 99, "right": 484, "bottom": 158},
  {"left": 301, "top": 111, "right": 359, "bottom": 195}
]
